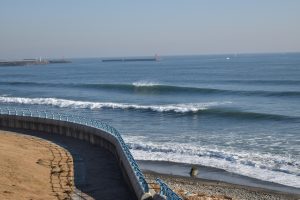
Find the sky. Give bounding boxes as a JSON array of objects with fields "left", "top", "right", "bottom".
[{"left": 0, "top": 0, "right": 300, "bottom": 59}]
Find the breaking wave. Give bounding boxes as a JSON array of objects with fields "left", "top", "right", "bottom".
[
  {"left": 0, "top": 96, "right": 298, "bottom": 121},
  {"left": 132, "top": 81, "right": 160, "bottom": 87},
  {"left": 125, "top": 136, "right": 300, "bottom": 188},
  {"left": 0, "top": 96, "right": 228, "bottom": 113}
]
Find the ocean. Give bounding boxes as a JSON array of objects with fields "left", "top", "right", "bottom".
[{"left": 0, "top": 53, "right": 299, "bottom": 188}]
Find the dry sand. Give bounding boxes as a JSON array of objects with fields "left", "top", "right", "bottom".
[
  {"left": 145, "top": 172, "right": 300, "bottom": 200},
  {"left": 0, "top": 130, "right": 75, "bottom": 200}
]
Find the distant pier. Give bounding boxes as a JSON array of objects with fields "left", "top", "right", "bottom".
[
  {"left": 49, "top": 59, "right": 71, "bottom": 64},
  {"left": 102, "top": 55, "right": 159, "bottom": 62}
]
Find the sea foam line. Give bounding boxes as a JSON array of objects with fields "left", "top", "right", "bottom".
[
  {"left": 125, "top": 136, "right": 300, "bottom": 188},
  {"left": 0, "top": 96, "right": 229, "bottom": 113}
]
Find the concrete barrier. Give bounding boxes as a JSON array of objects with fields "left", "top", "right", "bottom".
[{"left": 0, "top": 114, "right": 152, "bottom": 200}]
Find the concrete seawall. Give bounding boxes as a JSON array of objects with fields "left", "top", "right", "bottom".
[{"left": 0, "top": 114, "right": 151, "bottom": 200}]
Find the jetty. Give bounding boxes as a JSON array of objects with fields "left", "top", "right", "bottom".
[
  {"left": 102, "top": 55, "right": 159, "bottom": 62},
  {"left": 0, "top": 59, "right": 48, "bottom": 66},
  {"left": 0, "top": 58, "right": 71, "bottom": 67},
  {"left": 49, "top": 59, "right": 72, "bottom": 64}
]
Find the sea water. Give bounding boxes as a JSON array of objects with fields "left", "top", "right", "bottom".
[{"left": 0, "top": 53, "right": 299, "bottom": 188}]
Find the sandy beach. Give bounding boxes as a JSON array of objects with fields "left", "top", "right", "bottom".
[
  {"left": 0, "top": 130, "right": 75, "bottom": 200},
  {"left": 145, "top": 172, "right": 300, "bottom": 200}
]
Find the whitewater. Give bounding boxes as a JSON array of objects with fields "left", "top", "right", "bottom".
[
  {"left": 0, "top": 96, "right": 231, "bottom": 113},
  {"left": 125, "top": 136, "right": 300, "bottom": 188}
]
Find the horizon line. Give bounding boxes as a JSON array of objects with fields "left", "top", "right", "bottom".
[{"left": 1, "top": 51, "right": 300, "bottom": 60}]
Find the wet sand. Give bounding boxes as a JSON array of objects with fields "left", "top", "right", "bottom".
[{"left": 0, "top": 130, "right": 75, "bottom": 200}]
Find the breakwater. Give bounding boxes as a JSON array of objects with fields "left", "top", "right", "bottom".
[
  {"left": 0, "top": 59, "right": 48, "bottom": 66},
  {"left": 0, "top": 59, "right": 71, "bottom": 66},
  {"left": 102, "top": 56, "right": 158, "bottom": 62}
]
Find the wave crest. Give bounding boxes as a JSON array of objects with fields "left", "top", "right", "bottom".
[
  {"left": 1, "top": 96, "right": 298, "bottom": 121},
  {"left": 0, "top": 96, "right": 229, "bottom": 113},
  {"left": 132, "top": 81, "right": 160, "bottom": 87},
  {"left": 1, "top": 81, "right": 300, "bottom": 97}
]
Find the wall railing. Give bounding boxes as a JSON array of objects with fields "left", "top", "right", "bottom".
[
  {"left": 0, "top": 107, "right": 149, "bottom": 193},
  {"left": 0, "top": 107, "right": 183, "bottom": 200},
  {"left": 156, "top": 178, "right": 183, "bottom": 200}
]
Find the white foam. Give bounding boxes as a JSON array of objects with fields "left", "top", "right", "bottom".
[
  {"left": 0, "top": 96, "right": 230, "bottom": 113},
  {"left": 125, "top": 136, "right": 300, "bottom": 188},
  {"left": 132, "top": 81, "right": 160, "bottom": 87}
]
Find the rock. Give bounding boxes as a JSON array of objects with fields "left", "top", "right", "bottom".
[{"left": 190, "top": 166, "right": 199, "bottom": 177}]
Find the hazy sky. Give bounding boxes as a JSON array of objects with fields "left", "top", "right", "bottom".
[{"left": 1, "top": 0, "right": 300, "bottom": 59}]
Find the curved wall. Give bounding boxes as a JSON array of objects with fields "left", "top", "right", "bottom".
[{"left": 0, "top": 114, "right": 150, "bottom": 200}]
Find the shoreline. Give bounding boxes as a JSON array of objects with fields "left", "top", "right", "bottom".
[
  {"left": 138, "top": 160, "right": 300, "bottom": 197},
  {"left": 144, "top": 171, "right": 300, "bottom": 200}
]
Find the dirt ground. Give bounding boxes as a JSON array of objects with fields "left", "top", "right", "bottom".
[{"left": 0, "top": 130, "right": 74, "bottom": 200}]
